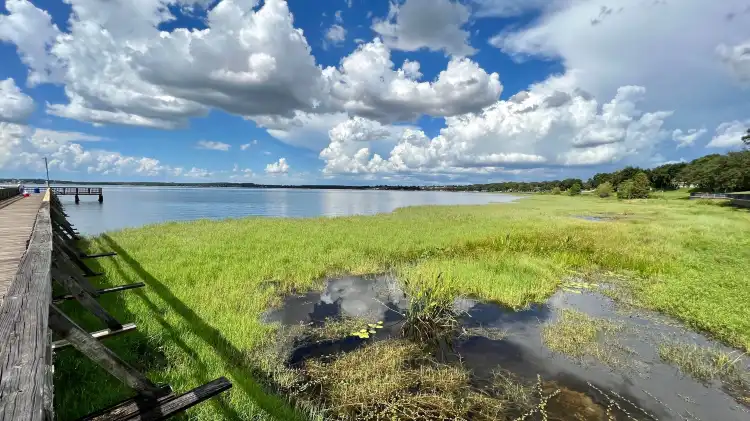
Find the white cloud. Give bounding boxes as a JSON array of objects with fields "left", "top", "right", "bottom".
[
  {"left": 0, "top": 0, "right": 61, "bottom": 85},
  {"left": 672, "top": 128, "right": 707, "bottom": 149},
  {"left": 717, "top": 40, "right": 750, "bottom": 85},
  {"left": 0, "top": 122, "right": 208, "bottom": 177},
  {"left": 494, "top": 0, "right": 750, "bottom": 134},
  {"left": 196, "top": 140, "right": 231, "bottom": 151},
  {"left": 230, "top": 164, "right": 254, "bottom": 179},
  {"left": 0, "top": 78, "right": 34, "bottom": 123},
  {"left": 183, "top": 167, "right": 213, "bottom": 178},
  {"left": 706, "top": 120, "right": 750, "bottom": 148},
  {"left": 325, "top": 24, "right": 347, "bottom": 46},
  {"left": 372, "top": 0, "right": 475, "bottom": 56},
  {"left": 472, "top": 0, "right": 550, "bottom": 18},
  {"left": 335, "top": 10, "right": 344, "bottom": 24},
  {"left": 0, "top": 0, "right": 325, "bottom": 128},
  {"left": 254, "top": 111, "right": 351, "bottom": 150},
  {"left": 240, "top": 139, "right": 258, "bottom": 150},
  {"left": 319, "top": 72, "right": 673, "bottom": 174},
  {"left": 265, "top": 157, "right": 289, "bottom": 174},
  {"left": 325, "top": 39, "right": 501, "bottom": 122}
]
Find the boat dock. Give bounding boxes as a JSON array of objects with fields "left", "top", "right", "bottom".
[{"left": 0, "top": 187, "right": 230, "bottom": 420}]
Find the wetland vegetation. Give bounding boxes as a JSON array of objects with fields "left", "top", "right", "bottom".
[{"left": 54, "top": 191, "right": 750, "bottom": 420}]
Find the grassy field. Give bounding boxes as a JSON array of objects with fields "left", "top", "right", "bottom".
[{"left": 55, "top": 193, "right": 750, "bottom": 420}]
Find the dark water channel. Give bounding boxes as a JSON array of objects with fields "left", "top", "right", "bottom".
[{"left": 262, "top": 275, "right": 749, "bottom": 421}]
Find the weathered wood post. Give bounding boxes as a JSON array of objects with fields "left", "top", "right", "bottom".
[
  {"left": 98, "top": 190, "right": 103, "bottom": 203},
  {"left": 75, "top": 187, "right": 80, "bottom": 204}
]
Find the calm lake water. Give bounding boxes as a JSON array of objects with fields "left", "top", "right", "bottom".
[{"left": 54, "top": 187, "right": 516, "bottom": 235}]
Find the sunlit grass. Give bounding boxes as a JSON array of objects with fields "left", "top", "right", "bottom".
[{"left": 53, "top": 193, "right": 750, "bottom": 420}]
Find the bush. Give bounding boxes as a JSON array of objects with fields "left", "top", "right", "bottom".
[
  {"left": 595, "top": 182, "right": 613, "bottom": 198},
  {"left": 551, "top": 187, "right": 562, "bottom": 195},
  {"left": 617, "top": 180, "right": 634, "bottom": 199},
  {"left": 568, "top": 183, "right": 582, "bottom": 196},
  {"left": 631, "top": 172, "right": 652, "bottom": 198}
]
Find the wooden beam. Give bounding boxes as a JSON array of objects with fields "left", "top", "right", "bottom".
[
  {"left": 52, "top": 253, "right": 100, "bottom": 297},
  {"left": 50, "top": 206, "right": 79, "bottom": 240},
  {"left": 77, "top": 377, "right": 232, "bottom": 421},
  {"left": 51, "top": 268, "right": 123, "bottom": 330},
  {"left": 53, "top": 283, "right": 145, "bottom": 304},
  {"left": 53, "top": 233, "right": 98, "bottom": 277},
  {"left": 52, "top": 323, "right": 137, "bottom": 350},
  {"left": 0, "top": 200, "right": 54, "bottom": 421},
  {"left": 48, "top": 305, "right": 168, "bottom": 398},
  {"left": 82, "top": 252, "right": 117, "bottom": 259}
]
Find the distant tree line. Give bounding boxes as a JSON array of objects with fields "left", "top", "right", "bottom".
[
  {"left": 0, "top": 179, "right": 424, "bottom": 191},
  {"left": 444, "top": 149, "right": 750, "bottom": 194}
]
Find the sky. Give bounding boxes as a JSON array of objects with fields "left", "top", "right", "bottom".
[{"left": 0, "top": 0, "right": 748, "bottom": 185}]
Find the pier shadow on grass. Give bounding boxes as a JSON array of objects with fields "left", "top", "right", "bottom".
[
  {"left": 55, "top": 239, "right": 246, "bottom": 421},
  {"left": 54, "top": 235, "right": 304, "bottom": 421}
]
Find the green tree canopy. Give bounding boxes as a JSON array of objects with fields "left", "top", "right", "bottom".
[
  {"left": 595, "top": 182, "right": 613, "bottom": 198},
  {"left": 631, "top": 172, "right": 652, "bottom": 198}
]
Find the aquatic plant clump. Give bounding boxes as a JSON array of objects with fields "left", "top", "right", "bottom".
[
  {"left": 285, "top": 340, "right": 600, "bottom": 421},
  {"left": 542, "top": 309, "right": 628, "bottom": 368}
]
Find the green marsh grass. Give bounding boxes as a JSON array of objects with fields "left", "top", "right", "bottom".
[{"left": 54, "top": 193, "right": 750, "bottom": 419}]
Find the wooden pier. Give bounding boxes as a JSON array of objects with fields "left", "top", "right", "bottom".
[
  {"left": 49, "top": 187, "right": 104, "bottom": 204},
  {"left": 0, "top": 189, "right": 230, "bottom": 420}
]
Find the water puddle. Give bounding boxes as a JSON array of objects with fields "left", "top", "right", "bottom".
[
  {"left": 262, "top": 275, "right": 749, "bottom": 421},
  {"left": 573, "top": 215, "right": 612, "bottom": 222}
]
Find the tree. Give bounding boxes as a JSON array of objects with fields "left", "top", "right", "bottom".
[
  {"left": 743, "top": 128, "right": 750, "bottom": 148},
  {"left": 595, "top": 182, "right": 613, "bottom": 198},
  {"left": 568, "top": 183, "right": 582, "bottom": 196},
  {"left": 617, "top": 180, "right": 634, "bottom": 199},
  {"left": 590, "top": 173, "right": 613, "bottom": 188},
  {"left": 631, "top": 172, "right": 651, "bottom": 198},
  {"left": 551, "top": 187, "right": 562, "bottom": 195},
  {"left": 648, "top": 163, "right": 687, "bottom": 190},
  {"left": 612, "top": 166, "right": 643, "bottom": 187}
]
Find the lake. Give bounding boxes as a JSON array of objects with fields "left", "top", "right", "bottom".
[{"left": 54, "top": 187, "right": 516, "bottom": 235}]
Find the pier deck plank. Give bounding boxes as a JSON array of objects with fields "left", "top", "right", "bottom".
[{"left": 0, "top": 194, "right": 44, "bottom": 307}]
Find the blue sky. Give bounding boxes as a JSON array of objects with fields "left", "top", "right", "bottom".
[{"left": 0, "top": 0, "right": 748, "bottom": 184}]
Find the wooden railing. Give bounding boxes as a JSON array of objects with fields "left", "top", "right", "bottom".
[
  {"left": 0, "top": 187, "right": 19, "bottom": 202},
  {"left": 0, "top": 190, "right": 54, "bottom": 420},
  {"left": 50, "top": 187, "right": 102, "bottom": 196},
  {"left": 689, "top": 192, "right": 730, "bottom": 199},
  {"left": 0, "top": 191, "right": 230, "bottom": 420}
]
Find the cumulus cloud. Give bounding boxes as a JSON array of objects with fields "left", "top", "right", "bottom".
[
  {"left": 0, "top": 0, "right": 325, "bottom": 128},
  {"left": 325, "top": 39, "right": 501, "bottom": 122},
  {"left": 196, "top": 140, "right": 231, "bottom": 151},
  {"left": 319, "top": 72, "right": 673, "bottom": 174},
  {"left": 494, "top": 0, "right": 750, "bottom": 133},
  {"left": 717, "top": 40, "right": 750, "bottom": 85},
  {"left": 265, "top": 157, "right": 290, "bottom": 174},
  {"left": 706, "top": 120, "right": 750, "bottom": 148},
  {"left": 0, "top": 122, "right": 207, "bottom": 177},
  {"left": 253, "top": 112, "right": 351, "bottom": 150},
  {"left": 0, "top": 0, "right": 61, "bottom": 85},
  {"left": 0, "top": 78, "right": 34, "bottom": 123},
  {"left": 372, "top": 0, "right": 475, "bottom": 56},
  {"left": 672, "top": 128, "right": 707, "bottom": 149},
  {"left": 325, "top": 24, "right": 347, "bottom": 46}
]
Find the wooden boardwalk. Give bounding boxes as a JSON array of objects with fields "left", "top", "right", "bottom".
[{"left": 0, "top": 194, "right": 44, "bottom": 307}]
